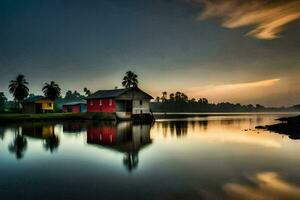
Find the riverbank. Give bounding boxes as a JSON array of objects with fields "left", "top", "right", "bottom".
[
  {"left": 0, "top": 113, "right": 116, "bottom": 124},
  {"left": 256, "top": 115, "right": 300, "bottom": 139}
]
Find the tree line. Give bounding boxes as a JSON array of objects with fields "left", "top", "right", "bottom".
[{"left": 151, "top": 91, "right": 300, "bottom": 113}]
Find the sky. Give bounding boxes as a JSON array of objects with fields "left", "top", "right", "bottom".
[{"left": 0, "top": 0, "right": 299, "bottom": 106}]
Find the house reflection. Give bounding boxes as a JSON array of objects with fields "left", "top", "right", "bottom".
[
  {"left": 22, "top": 123, "right": 59, "bottom": 153},
  {"left": 63, "top": 121, "right": 87, "bottom": 134},
  {"left": 87, "top": 122, "right": 152, "bottom": 171}
]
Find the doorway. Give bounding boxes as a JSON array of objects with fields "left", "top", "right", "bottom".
[{"left": 35, "top": 103, "right": 43, "bottom": 113}]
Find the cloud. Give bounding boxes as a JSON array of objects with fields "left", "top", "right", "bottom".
[
  {"left": 205, "top": 78, "right": 281, "bottom": 90},
  {"left": 197, "top": 0, "right": 300, "bottom": 39},
  {"left": 186, "top": 78, "right": 280, "bottom": 103}
]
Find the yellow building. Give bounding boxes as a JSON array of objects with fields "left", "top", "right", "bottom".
[{"left": 22, "top": 96, "right": 54, "bottom": 113}]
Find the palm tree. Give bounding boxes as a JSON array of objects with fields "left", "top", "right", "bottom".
[
  {"left": 0, "top": 92, "right": 7, "bottom": 112},
  {"left": 42, "top": 81, "right": 61, "bottom": 100},
  {"left": 8, "top": 74, "right": 29, "bottom": 102},
  {"left": 122, "top": 71, "right": 138, "bottom": 88},
  {"left": 169, "top": 93, "right": 175, "bottom": 101},
  {"left": 155, "top": 96, "right": 160, "bottom": 102},
  {"left": 161, "top": 91, "right": 167, "bottom": 102},
  {"left": 84, "top": 87, "right": 91, "bottom": 96}
]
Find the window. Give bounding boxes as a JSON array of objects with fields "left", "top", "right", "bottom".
[
  {"left": 99, "top": 100, "right": 102, "bottom": 106},
  {"left": 139, "top": 100, "right": 143, "bottom": 105},
  {"left": 109, "top": 99, "right": 112, "bottom": 106},
  {"left": 48, "top": 103, "right": 52, "bottom": 107},
  {"left": 90, "top": 100, "right": 93, "bottom": 106}
]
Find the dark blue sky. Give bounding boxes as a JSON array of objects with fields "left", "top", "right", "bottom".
[{"left": 1, "top": 0, "right": 299, "bottom": 106}]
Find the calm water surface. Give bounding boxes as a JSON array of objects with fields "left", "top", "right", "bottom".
[{"left": 1, "top": 114, "right": 300, "bottom": 200}]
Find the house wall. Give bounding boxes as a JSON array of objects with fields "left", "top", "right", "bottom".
[
  {"left": 72, "top": 105, "right": 81, "bottom": 113},
  {"left": 36, "top": 99, "right": 54, "bottom": 111},
  {"left": 63, "top": 104, "right": 86, "bottom": 113},
  {"left": 117, "top": 88, "right": 152, "bottom": 100},
  {"left": 63, "top": 106, "right": 67, "bottom": 113},
  {"left": 87, "top": 99, "right": 116, "bottom": 113},
  {"left": 80, "top": 104, "right": 87, "bottom": 112},
  {"left": 22, "top": 103, "right": 36, "bottom": 114},
  {"left": 132, "top": 99, "right": 151, "bottom": 114}
]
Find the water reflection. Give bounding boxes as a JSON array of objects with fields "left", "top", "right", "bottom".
[
  {"left": 1, "top": 114, "right": 300, "bottom": 200},
  {"left": 87, "top": 121, "right": 152, "bottom": 171},
  {"left": 0, "top": 126, "right": 5, "bottom": 140},
  {"left": 8, "top": 128, "right": 27, "bottom": 159},
  {"left": 63, "top": 121, "right": 87, "bottom": 134},
  {"left": 224, "top": 172, "right": 300, "bottom": 200},
  {"left": 22, "top": 123, "right": 60, "bottom": 153}
]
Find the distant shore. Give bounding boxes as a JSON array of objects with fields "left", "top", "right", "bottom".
[{"left": 256, "top": 115, "right": 300, "bottom": 139}]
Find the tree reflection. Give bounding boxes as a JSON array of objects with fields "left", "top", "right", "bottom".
[
  {"left": 198, "top": 120, "right": 208, "bottom": 130},
  {"left": 168, "top": 121, "right": 188, "bottom": 137},
  {"left": 0, "top": 127, "right": 5, "bottom": 140},
  {"left": 123, "top": 152, "right": 139, "bottom": 172},
  {"left": 8, "top": 128, "right": 27, "bottom": 159},
  {"left": 43, "top": 134, "right": 60, "bottom": 152}
]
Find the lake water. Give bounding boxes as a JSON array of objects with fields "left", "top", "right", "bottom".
[{"left": 1, "top": 113, "right": 300, "bottom": 200}]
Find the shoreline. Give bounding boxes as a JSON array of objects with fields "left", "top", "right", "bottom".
[
  {"left": 0, "top": 112, "right": 298, "bottom": 124},
  {"left": 256, "top": 115, "right": 300, "bottom": 139},
  {"left": 0, "top": 113, "right": 117, "bottom": 124}
]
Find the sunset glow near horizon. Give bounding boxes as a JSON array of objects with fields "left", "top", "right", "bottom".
[{"left": 0, "top": 0, "right": 299, "bottom": 106}]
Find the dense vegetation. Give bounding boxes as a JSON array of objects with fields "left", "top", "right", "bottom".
[{"left": 151, "top": 91, "right": 300, "bottom": 113}]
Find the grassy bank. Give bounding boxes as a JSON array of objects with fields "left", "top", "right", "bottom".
[{"left": 0, "top": 112, "right": 116, "bottom": 124}]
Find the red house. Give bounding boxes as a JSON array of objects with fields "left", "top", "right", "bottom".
[{"left": 85, "top": 87, "right": 153, "bottom": 119}]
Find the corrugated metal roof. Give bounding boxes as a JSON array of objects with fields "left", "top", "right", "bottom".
[
  {"left": 86, "top": 87, "right": 153, "bottom": 100},
  {"left": 23, "top": 95, "right": 47, "bottom": 103},
  {"left": 85, "top": 88, "right": 129, "bottom": 99},
  {"left": 63, "top": 100, "right": 86, "bottom": 106}
]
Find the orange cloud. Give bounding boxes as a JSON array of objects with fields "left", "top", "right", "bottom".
[
  {"left": 208, "top": 78, "right": 281, "bottom": 90},
  {"left": 198, "top": 0, "right": 300, "bottom": 39},
  {"left": 187, "top": 78, "right": 280, "bottom": 103}
]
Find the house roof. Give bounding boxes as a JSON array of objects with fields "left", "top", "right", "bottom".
[
  {"left": 23, "top": 96, "right": 50, "bottom": 103},
  {"left": 55, "top": 97, "right": 85, "bottom": 110},
  {"left": 86, "top": 87, "right": 153, "bottom": 100},
  {"left": 86, "top": 88, "right": 129, "bottom": 99},
  {"left": 63, "top": 100, "right": 86, "bottom": 106}
]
